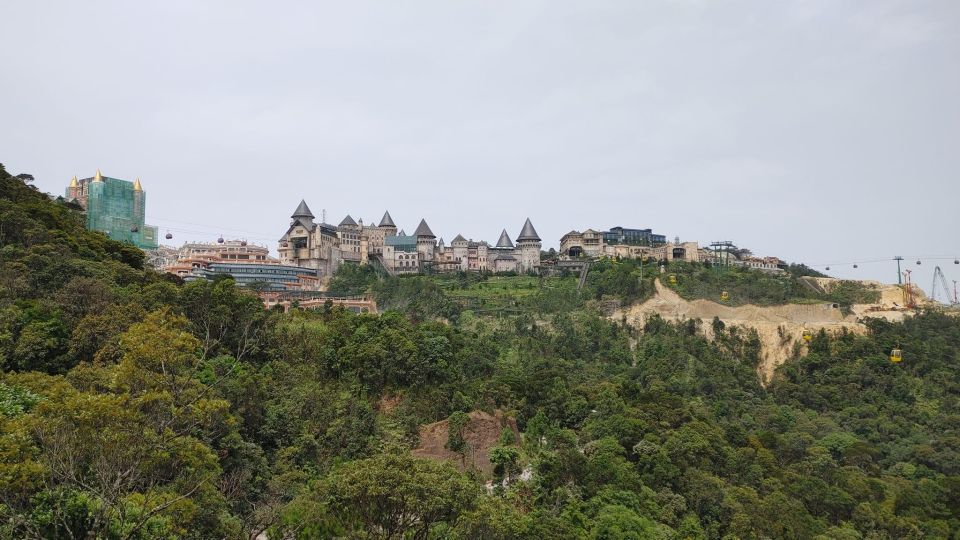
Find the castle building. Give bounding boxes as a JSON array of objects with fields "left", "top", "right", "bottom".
[
  {"left": 366, "top": 212, "right": 397, "bottom": 256},
  {"left": 560, "top": 229, "right": 605, "bottom": 258},
  {"left": 277, "top": 200, "right": 342, "bottom": 278},
  {"left": 277, "top": 200, "right": 542, "bottom": 276},
  {"left": 515, "top": 218, "right": 543, "bottom": 272},
  {"left": 383, "top": 233, "right": 420, "bottom": 274},
  {"left": 449, "top": 234, "right": 489, "bottom": 271},
  {"left": 381, "top": 217, "right": 540, "bottom": 275},
  {"left": 65, "top": 170, "right": 158, "bottom": 249},
  {"left": 560, "top": 225, "right": 700, "bottom": 263}
]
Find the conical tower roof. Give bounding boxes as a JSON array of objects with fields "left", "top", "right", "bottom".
[
  {"left": 496, "top": 229, "right": 514, "bottom": 248},
  {"left": 339, "top": 214, "right": 357, "bottom": 226},
  {"left": 379, "top": 211, "right": 396, "bottom": 227},
  {"left": 413, "top": 219, "right": 435, "bottom": 238},
  {"left": 398, "top": 229, "right": 407, "bottom": 236},
  {"left": 69, "top": 176, "right": 78, "bottom": 188},
  {"left": 291, "top": 199, "right": 314, "bottom": 219},
  {"left": 93, "top": 169, "right": 104, "bottom": 182},
  {"left": 133, "top": 178, "right": 142, "bottom": 191},
  {"left": 516, "top": 218, "right": 541, "bottom": 242}
]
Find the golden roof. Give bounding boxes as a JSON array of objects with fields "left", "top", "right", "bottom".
[
  {"left": 69, "top": 176, "right": 78, "bottom": 188},
  {"left": 93, "top": 169, "right": 103, "bottom": 182},
  {"left": 133, "top": 178, "right": 142, "bottom": 191}
]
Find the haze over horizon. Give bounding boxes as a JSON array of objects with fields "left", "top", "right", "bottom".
[{"left": 2, "top": 1, "right": 958, "bottom": 295}]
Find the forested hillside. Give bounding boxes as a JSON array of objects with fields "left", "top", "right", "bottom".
[{"left": 2, "top": 165, "right": 959, "bottom": 539}]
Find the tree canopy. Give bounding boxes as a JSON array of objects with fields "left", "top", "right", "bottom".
[{"left": 1, "top": 163, "right": 959, "bottom": 538}]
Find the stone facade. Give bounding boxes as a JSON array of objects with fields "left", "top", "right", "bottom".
[
  {"left": 560, "top": 225, "right": 702, "bottom": 263},
  {"left": 277, "top": 200, "right": 342, "bottom": 278},
  {"left": 560, "top": 229, "right": 605, "bottom": 258},
  {"left": 278, "top": 200, "right": 541, "bottom": 276},
  {"left": 379, "top": 218, "right": 540, "bottom": 274}
]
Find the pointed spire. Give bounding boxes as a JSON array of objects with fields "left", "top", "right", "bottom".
[
  {"left": 496, "top": 229, "right": 514, "bottom": 248},
  {"left": 413, "top": 219, "right": 435, "bottom": 238},
  {"left": 452, "top": 233, "right": 467, "bottom": 243},
  {"left": 339, "top": 215, "right": 357, "bottom": 227},
  {"left": 69, "top": 176, "right": 78, "bottom": 188},
  {"left": 93, "top": 169, "right": 103, "bottom": 182},
  {"left": 517, "top": 218, "right": 541, "bottom": 242},
  {"left": 291, "top": 199, "right": 314, "bottom": 219},
  {"left": 133, "top": 177, "right": 142, "bottom": 191},
  {"left": 379, "top": 210, "right": 396, "bottom": 227},
  {"left": 398, "top": 229, "right": 407, "bottom": 236}
]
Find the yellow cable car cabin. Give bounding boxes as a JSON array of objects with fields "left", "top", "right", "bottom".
[
  {"left": 668, "top": 274, "right": 678, "bottom": 285},
  {"left": 890, "top": 348, "right": 902, "bottom": 363},
  {"left": 720, "top": 291, "right": 730, "bottom": 302},
  {"left": 802, "top": 330, "right": 813, "bottom": 342}
]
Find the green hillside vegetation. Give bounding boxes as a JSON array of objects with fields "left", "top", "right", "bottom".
[
  {"left": 665, "top": 262, "right": 881, "bottom": 308},
  {"left": 1, "top": 164, "right": 958, "bottom": 539},
  {"left": 331, "top": 257, "right": 880, "bottom": 321}
]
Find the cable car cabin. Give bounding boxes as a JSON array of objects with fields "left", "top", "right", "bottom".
[
  {"left": 890, "top": 348, "right": 902, "bottom": 363},
  {"left": 720, "top": 291, "right": 730, "bottom": 302},
  {"left": 802, "top": 330, "right": 813, "bottom": 342},
  {"left": 668, "top": 274, "right": 678, "bottom": 285}
]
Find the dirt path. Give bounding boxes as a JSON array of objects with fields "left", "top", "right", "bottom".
[{"left": 610, "top": 279, "right": 922, "bottom": 384}]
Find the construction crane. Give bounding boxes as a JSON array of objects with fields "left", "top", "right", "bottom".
[
  {"left": 931, "top": 266, "right": 957, "bottom": 305},
  {"left": 902, "top": 270, "right": 917, "bottom": 309}
]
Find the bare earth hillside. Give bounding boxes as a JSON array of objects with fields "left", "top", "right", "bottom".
[
  {"left": 612, "top": 278, "right": 929, "bottom": 383},
  {"left": 412, "top": 410, "right": 519, "bottom": 475}
]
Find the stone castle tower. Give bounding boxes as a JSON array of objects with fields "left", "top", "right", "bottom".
[
  {"left": 516, "top": 218, "right": 542, "bottom": 273},
  {"left": 413, "top": 219, "right": 436, "bottom": 262}
]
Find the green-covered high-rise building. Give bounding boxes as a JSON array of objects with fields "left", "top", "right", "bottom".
[{"left": 66, "top": 170, "right": 158, "bottom": 249}]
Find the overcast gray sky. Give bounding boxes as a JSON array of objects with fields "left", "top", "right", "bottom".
[{"left": 2, "top": 1, "right": 958, "bottom": 295}]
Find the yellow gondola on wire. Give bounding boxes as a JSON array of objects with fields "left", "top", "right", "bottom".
[
  {"left": 720, "top": 291, "right": 729, "bottom": 302},
  {"left": 890, "top": 346, "right": 902, "bottom": 363},
  {"left": 668, "top": 274, "right": 677, "bottom": 285},
  {"left": 802, "top": 329, "right": 813, "bottom": 342}
]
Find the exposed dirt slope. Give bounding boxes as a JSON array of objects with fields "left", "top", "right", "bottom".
[
  {"left": 611, "top": 279, "right": 923, "bottom": 384},
  {"left": 412, "top": 410, "right": 519, "bottom": 475}
]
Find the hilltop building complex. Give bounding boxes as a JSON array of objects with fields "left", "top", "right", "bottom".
[
  {"left": 560, "top": 226, "right": 702, "bottom": 263},
  {"left": 146, "top": 195, "right": 786, "bottom": 289},
  {"left": 161, "top": 239, "right": 321, "bottom": 291},
  {"left": 65, "top": 170, "right": 158, "bottom": 249},
  {"left": 276, "top": 200, "right": 542, "bottom": 277}
]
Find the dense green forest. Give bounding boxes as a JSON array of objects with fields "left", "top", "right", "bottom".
[{"left": 2, "top": 165, "right": 959, "bottom": 539}]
